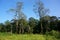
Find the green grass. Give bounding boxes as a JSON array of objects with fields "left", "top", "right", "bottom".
[{"left": 0, "top": 32, "right": 60, "bottom": 40}]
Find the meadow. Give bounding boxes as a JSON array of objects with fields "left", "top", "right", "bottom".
[{"left": 0, "top": 32, "right": 60, "bottom": 40}]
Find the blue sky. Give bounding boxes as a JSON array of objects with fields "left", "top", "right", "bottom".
[{"left": 0, "top": 0, "right": 60, "bottom": 23}]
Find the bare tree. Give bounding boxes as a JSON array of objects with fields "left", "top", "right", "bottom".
[{"left": 33, "top": 0, "right": 49, "bottom": 33}]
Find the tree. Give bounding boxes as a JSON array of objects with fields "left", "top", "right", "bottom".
[
  {"left": 42, "top": 16, "right": 50, "bottom": 33},
  {"left": 4, "top": 20, "right": 11, "bottom": 32},
  {"left": 0, "top": 23, "right": 5, "bottom": 32},
  {"left": 29, "top": 17, "right": 38, "bottom": 33},
  {"left": 8, "top": 2, "right": 26, "bottom": 33},
  {"left": 18, "top": 19, "right": 28, "bottom": 34},
  {"left": 57, "top": 20, "right": 60, "bottom": 32},
  {"left": 33, "top": 0, "right": 49, "bottom": 33},
  {"left": 57, "top": 17, "right": 60, "bottom": 31},
  {"left": 24, "top": 25, "right": 31, "bottom": 33},
  {"left": 50, "top": 16, "right": 58, "bottom": 31}
]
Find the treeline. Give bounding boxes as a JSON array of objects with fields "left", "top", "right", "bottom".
[
  {"left": 0, "top": 16, "right": 60, "bottom": 34},
  {"left": 0, "top": 1, "right": 60, "bottom": 34}
]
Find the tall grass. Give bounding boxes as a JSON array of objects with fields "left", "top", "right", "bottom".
[{"left": 0, "top": 31, "right": 60, "bottom": 40}]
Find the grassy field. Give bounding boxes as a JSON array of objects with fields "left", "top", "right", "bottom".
[{"left": 0, "top": 32, "right": 60, "bottom": 40}]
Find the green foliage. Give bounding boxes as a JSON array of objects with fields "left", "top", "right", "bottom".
[
  {"left": 4, "top": 20, "right": 11, "bottom": 32},
  {"left": 0, "top": 23, "right": 5, "bottom": 32},
  {"left": 19, "top": 19, "right": 28, "bottom": 27},
  {"left": 49, "top": 30, "right": 60, "bottom": 39},
  {"left": 29, "top": 17, "right": 38, "bottom": 27},
  {"left": 29, "top": 17, "right": 38, "bottom": 33},
  {"left": 0, "top": 23, "right": 3, "bottom": 30},
  {"left": 0, "top": 32, "right": 59, "bottom": 40}
]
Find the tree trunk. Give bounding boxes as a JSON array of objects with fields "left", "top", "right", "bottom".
[
  {"left": 11, "top": 25, "right": 12, "bottom": 34},
  {"left": 40, "top": 19, "right": 43, "bottom": 34},
  {"left": 19, "top": 24, "right": 21, "bottom": 34},
  {"left": 21, "top": 27, "right": 24, "bottom": 34},
  {"left": 19, "top": 23, "right": 24, "bottom": 34},
  {"left": 16, "top": 20, "right": 18, "bottom": 34},
  {"left": 41, "top": 22, "right": 43, "bottom": 34}
]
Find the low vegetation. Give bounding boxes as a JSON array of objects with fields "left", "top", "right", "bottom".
[{"left": 0, "top": 32, "right": 59, "bottom": 40}]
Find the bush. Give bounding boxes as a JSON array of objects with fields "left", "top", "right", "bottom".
[{"left": 49, "top": 30, "right": 60, "bottom": 39}]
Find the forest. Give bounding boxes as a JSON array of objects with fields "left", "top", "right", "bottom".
[{"left": 0, "top": 0, "right": 60, "bottom": 40}]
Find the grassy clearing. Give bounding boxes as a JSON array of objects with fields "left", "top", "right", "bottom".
[{"left": 0, "top": 32, "right": 60, "bottom": 40}]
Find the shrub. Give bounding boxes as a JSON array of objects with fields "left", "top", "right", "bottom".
[{"left": 49, "top": 30, "right": 60, "bottom": 39}]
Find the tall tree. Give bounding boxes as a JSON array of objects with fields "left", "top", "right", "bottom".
[
  {"left": 8, "top": 2, "right": 26, "bottom": 33},
  {"left": 33, "top": 0, "right": 49, "bottom": 33}
]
